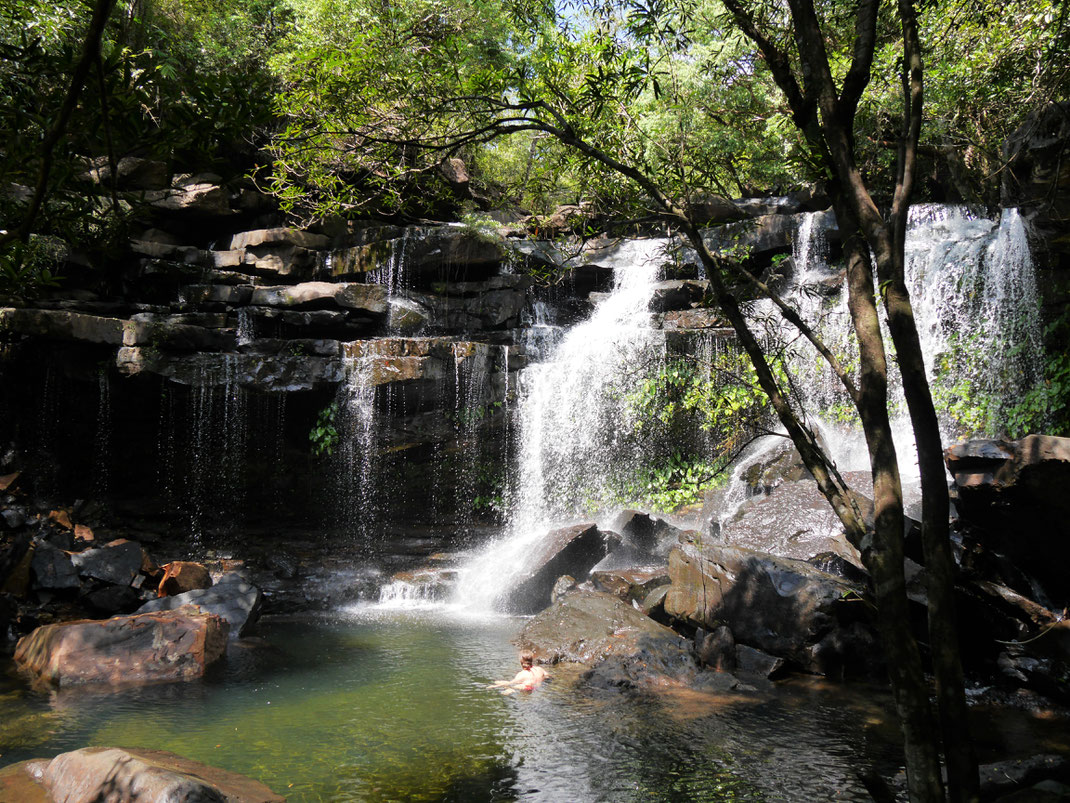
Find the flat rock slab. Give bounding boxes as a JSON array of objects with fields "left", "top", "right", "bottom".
[
  {"left": 138, "top": 572, "right": 262, "bottom": 637},
  {"left": 507, "top": 524, "right": 621, "bottom": 614},
  {"left": 5, "top": 746, "right": 284, "bottom": 803},
  {"left": 15, "top": 606, "right": 228, "bottom": 686},
  {"left": 250, "top": 282, "right": 387, "bottom": 314},
  {"left": 228, "top": 227, "right": 330, "bottom": 251},
  {"left": 0, "top": 308, "right": 125, "bottom": 344}
]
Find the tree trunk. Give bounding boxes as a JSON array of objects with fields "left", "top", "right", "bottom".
[{"left": 836, "top": 205, "right": 946, "bottom": 801}]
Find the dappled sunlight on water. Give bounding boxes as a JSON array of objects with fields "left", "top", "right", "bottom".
[{"left": 1, "top": 610, "right": 1064, "bottom": 801}]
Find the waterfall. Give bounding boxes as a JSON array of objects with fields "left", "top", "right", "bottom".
[
  {"left": 745, "top": 204, "right": 1044, "bottom": 478},
  {"left": 455, "top": 239, "right": 667, "bottom": 609},
  {"left": 93, "top": 368, "right": 112, "bottom": 499},
  {"left": 372, "top": 229, "right": 412, "bottom": 297},
  {"left": 236, "top": 308, "right": 255, "bottom": 347},
  {"left": 335, "top": 354, "right": 379, "bottom": 543}
]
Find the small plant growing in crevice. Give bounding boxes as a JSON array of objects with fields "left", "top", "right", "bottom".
[{"left": 310, "top": 401, "right": 340, "bottom": 457}]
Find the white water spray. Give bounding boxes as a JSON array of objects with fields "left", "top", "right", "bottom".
[{"left": 455, "top": 239, "right": 668, "bottom": 609}]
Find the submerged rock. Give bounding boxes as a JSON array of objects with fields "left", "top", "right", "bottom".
[
  {"left": 507, "top": 524, "right": 621, "bottom": 614},
  {"left": 14, "top": 606, "right": 228, "bottom": 686},
  {"left": 3, "top": 746, "right": 284, "bottom": 802}
]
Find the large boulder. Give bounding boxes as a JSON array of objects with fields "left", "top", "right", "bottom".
[
  {"left": 5, "top": 747, "right": 284, "bottom": 802},
  {"left": 946, "top": 435, "right": 1070, "bottom": 604},
  {"left": 14, "top": 606, "right": 228, "bottom": 686},
  {"left": 29, "top": 543, "right": 80, "bottom": 590},
  {"left": 518, "top": 590, "right": 699, "bottom": 690},
  {"left": 717, "top": 478, "right": 865, "bottom": 573},
  {"left": 506, "top": 524, "right": 621, "bottom": 614},
  {"left": 664, "top": 531, "right": 877, "bottom": 676},
  {"left": 137, "top": 572, "right": 262, "bottom": 637}
]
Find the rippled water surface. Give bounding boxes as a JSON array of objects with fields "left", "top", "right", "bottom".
[{"left": 1, "top": 608, "right": 1065, "bottom": 801}]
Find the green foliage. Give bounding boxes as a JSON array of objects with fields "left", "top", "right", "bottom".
[
  {"left": 309, "top": 401, "right": 340, "bottom": 456},
  {"left": 1005, "top": 310, "right": 1070, "bottom": 437},
  {"left": 458, "top": 212, "right": 505, "bottom": 245},
  {"left": 628, "top": 351, "right": 775, "bottom": 451},
  {"left": 614, "top": 349, "right": 774, "bottom": 512},
  {"left": 0, "top": 0, "right": 288, "bottom": 292},
  {"left": 0, "top": 236, "right": 65, "bottom": 296},
  {"left": 617, "top": 451, "right": 728, "bottom": 513}
]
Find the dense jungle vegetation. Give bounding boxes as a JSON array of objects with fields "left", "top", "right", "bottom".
[{"left": 1, "top": 0, "right": 1066, "bottom": 260}]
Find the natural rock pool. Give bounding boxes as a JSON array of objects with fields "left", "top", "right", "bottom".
[{"left": 3, "top": 605, "right": 1060, "bottom": 802}]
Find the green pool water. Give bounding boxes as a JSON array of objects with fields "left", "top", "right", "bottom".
[{"left": 1, "top": 606, "right": 1065, "bottom": 801}]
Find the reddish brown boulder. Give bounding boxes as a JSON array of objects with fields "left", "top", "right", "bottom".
[
  {"left": 158, "top": 560, "right": 213, "bottom": 597},
  {"left": 2, "top": 746, "right": 284, "bottom": 802},
  {"left": 14, "top": 606, "right": 228, "bottom": 687}
]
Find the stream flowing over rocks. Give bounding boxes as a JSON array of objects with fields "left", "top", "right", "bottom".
[{"left": 2, "top": 151, "right": 1070, "bottom": 800}]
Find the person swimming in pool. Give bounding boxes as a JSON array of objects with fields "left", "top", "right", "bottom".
[{"left": 491, "top": 650, "right": 548, "bottom": 695}]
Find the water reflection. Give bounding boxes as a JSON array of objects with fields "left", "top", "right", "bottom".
[{"left": 1, "top": 611, "right": 1065, "bottom": 801}]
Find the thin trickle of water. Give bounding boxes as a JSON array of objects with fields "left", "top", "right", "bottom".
[
  {"left": 92, "top": 368, "right": 111, "bottom": 499},
  {"left": 236, "top": 308, "right": 255, "bottom": 347},
  {"left": 34, "top": 364, "right": 59, "bottom": 497},
  {"left": 219, "top": 355, "right": 247, "bottom": 534},
  {"left": 188, "top": 375, "right": 214, "bottom": 544},
  {"left": 372, "top": 229, "right": 412, "bottom": 297},
  {"left": 452, "top": 343, "right": 491, "bottom": 527},
  {"left": 336, "top": 354, "right": 379, "bottom": 542}
]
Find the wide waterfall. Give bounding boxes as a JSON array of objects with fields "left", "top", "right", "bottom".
[
  {"left": 455, "top": 204, "right": 1044, "bottom": 611},
  {"left": 755, "top": 204, "right": 1044, "bottom": 476}
]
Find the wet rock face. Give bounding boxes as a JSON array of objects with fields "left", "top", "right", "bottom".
[
  {"left": 506, "top": 524, "right": 622, "bottom": 614},
  {"left": 4, "top": 747, "right": 285, "bottom": 803},
  {"left": 1002, "top": 102, "right": 1070, "bottom": 245},
  {"left": 664, "top": 532, "right": 877, "bottom": 677},
  {"left": 14, "top": 606, "right": 228, "bottom": 686},
  {"left": 947, "top": 434, "right": 1070, "bottom": 605}
]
